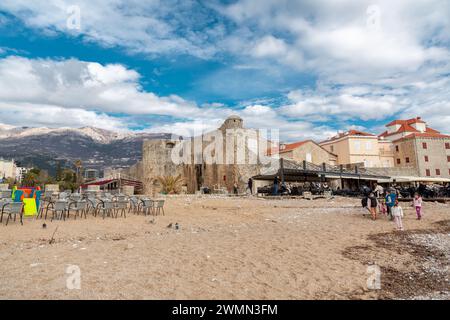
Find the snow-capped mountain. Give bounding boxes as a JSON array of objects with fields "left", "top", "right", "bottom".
[
  {"left": 0, "top": 124, "right": 173, "bottom": 175},
  {"left": 0, "top": 124, "right": 134, "bottom": 143}
]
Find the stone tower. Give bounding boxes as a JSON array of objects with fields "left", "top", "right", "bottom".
[
  {"left": 142, "top": 139, "right": 183, "bottom": 195},
  {"left": 219, "top": 115, "right": 244, "bottom": 131}
]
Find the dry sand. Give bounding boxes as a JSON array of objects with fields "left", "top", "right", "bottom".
[{"left": 0, "top": 196, "right": 448, "bottom": 300}]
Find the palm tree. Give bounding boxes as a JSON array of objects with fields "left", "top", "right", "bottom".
[
  {"left": 156, "top": 175, "right": 184, "bottom": 194},
  {"left": 74, "top": 159, "right": 83, "bottom": 184}
]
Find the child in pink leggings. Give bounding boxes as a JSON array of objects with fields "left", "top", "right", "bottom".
[{"left": 413, "top": 193, "right": 423, "bottom": 220}]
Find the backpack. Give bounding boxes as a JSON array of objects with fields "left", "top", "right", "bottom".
[{"left": 361, "top": 197, "right": 368, "bottom": 208}]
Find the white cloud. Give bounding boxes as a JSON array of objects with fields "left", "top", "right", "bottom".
[
  {"left": 0, "top": 56, "right": 204, "bottom": 118},
  {"left": 219, "top": 0, "right": 450, "bottom": 78},
  {"left": 252, "top": 36, "right": 288, "bottom": 58},
  {"left": 0, "top": 102, "right": 127, "bottom": 131},
  {"left": 280, "top": 88, "right": 403, "bottom": 121},
  {"left": 0, "top": 1, "right": 449, "bottom": 138},
  {"left": 0, "top": 0, "right": 222, "bottom": 58}
]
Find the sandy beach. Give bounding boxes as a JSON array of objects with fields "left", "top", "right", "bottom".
[{"left": 0, "top": 196, "right": 448, "bottom": 300}]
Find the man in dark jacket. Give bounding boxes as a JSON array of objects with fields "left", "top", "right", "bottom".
[{"left": 272, "top": 176, "right": 279, "bottom": 195}]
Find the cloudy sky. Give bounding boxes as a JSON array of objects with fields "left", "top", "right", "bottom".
[{"left": 0, "top": 0, "right": 449, "bottom": 141}]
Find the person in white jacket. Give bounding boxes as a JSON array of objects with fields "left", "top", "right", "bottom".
[{"left": 391, "top": 200, "right": 404, "bottom": 231}]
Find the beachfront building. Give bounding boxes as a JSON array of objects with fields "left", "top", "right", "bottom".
[
  {"left": 139, "top": 116, "right": 276, "bottom": 195},
  {"left": 271, "top": 140, "right": 338, "bottom": 166},
  {"left": 379, "top": 117, "right": 450, "bottom": 178},
  {"left": 15, "top": 166, "right": 29, "bottom": 182},
  {"left": 379, "top": 117, "right": 430, "bottom": 141},
  {"left": 84, "top": 168, "right": 100, "bottom": 180},
  {"left": 319, "top": 130, "right": 395, "bottom": 168},
  {"left": 0, "top": 158, "right": 17, "bottom": 179}
]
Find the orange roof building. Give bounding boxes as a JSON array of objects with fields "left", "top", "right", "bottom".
[
  {"left": 269, "top": 140, "right": 338, "bottom": 166},
  {"left": 381, "top": 117, "right": 450, "bottom": 178},
  {"left": 319, "top": 130, "right": 394, "bottom": 168}
]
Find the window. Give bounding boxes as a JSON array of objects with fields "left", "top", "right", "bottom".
[
  {"left": 397, "top": 159, "right": 401, "bottom": 165},
  {"left": 424, "top": 155, "right": 429, "bottom": 162},
  {"left": 354, "top": 141, "right": 361, "bottom": 151},
  {"left": 405, "top": 157, "right": 410, "bottom": 163},
  {"left": 436, "top": 169, "right": 441, "bottom": 176},
  {"left": 448, "top": 155, "right": 450, "bottom": 162},
  {"left": 306, "top": 153, "right": 312, "bottom": 162},
  {"left": 330, "top": 145, "right": 334, "bottom": 152},
  {"left": 426, "top": 169, "right": 431, "bottom": 176},
  {"left": 395, "top": 145, "right": 399, "bottom": 152},
  {"left": 365, "top": 141, "right": 372, "bottom": 150},
  {"left": 446, "top": 142, "right": 450, "bottom": 149},
  {"left": 422, "top": 142, "right": 427, "bottom": 149}
]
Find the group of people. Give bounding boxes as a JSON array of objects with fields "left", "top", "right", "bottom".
[{"left": 362, "top": 188, "right": 423, "bottom": 231}]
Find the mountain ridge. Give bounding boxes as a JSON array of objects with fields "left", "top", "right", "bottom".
[{"left": 0, "top": 124, "right": 174, "bottom": 175}]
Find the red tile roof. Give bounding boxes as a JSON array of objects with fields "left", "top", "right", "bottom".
[
  {"left": 386, "top": 117, "right": 426, "bottom": 127},
  {"left": 425, "top": 127, "right": 440, "bottom": 134},
  {"left": 280, "top": 140, "right": 309, "bottom": 152},
  {"left": 397, "top": 123, "right": 419, "bottom": 133},
  {"left": 380, "top": 117, "right": 444, "bottom": 138},
  {"left": 393, "top": 132, "right": 450, "bottom": 142},
  {"left": 268, "top": 140, "right": 309, "bottom": 155},
  {"left": 320, "top": 130, "right": 375, "bottom": 144},
  {"left": 268, "top": 140, "right": 337, "bottom": 156}
]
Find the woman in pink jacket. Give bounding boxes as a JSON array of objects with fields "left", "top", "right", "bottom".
[{"left": 413, "top": 193, "right": 423, "bottom": 220}]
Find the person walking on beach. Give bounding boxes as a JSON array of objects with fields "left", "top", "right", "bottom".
[
  {"left": 379, "top": 198, "right": 387, "bottom": 216},
  {"left": 413, "top": 193, "right": 423, "bottom": 220},
  {"left": 373, "top": 183, "right": 384, "bottom": 198},
  {"left": 385, "top": 189, "right": 396, "bottom": 221},
  {"left": 392, "top": 200, "right": 404, "bottom": 231},
  {"left": 233, "top": 182, "right": 238, "bottom": 195},
  {"left": 361, "top": 193, "right": 370, "bottom": 216},
  {"left": 272, "top": 176, "right": 279, "bottom": 195},
  {"left": 367, "top": 192, "right": 378, "bottom": 220},
  {"left": 247, "top": 178, "right": 253, "bottom": 195}
]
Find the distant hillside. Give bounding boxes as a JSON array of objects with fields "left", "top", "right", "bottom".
[{"left": 0, "top": 125, "right": 173, "bottom": 175}]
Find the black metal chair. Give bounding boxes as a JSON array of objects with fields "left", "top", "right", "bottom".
[
  {"left": 96, "top": 199, "right": 116, "bottom": 219},
  {"left": 1, "top": 202, "right": 24, "bottom": 225},
  {"left": 47, "top": 200, "right": 69, "bottom": 221},
  {"left": 114, "top": 200, "right": 128, "bottom": 218},
  {"left": 153, "top": 200, "right": 165, "bottom": 216},
  {"left": 68, "top": 200, "right": 88, "bottom": 219},
  {"left": 139, "top": 199, "right": 154, "bottom": 216}
]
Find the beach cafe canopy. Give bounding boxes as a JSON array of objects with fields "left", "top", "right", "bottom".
[
  {"left": 377, "top": 176, "right": 450, "bottom": 184},
  {"left": 253, "top": 158, "right": 390, "bottom": 183}
]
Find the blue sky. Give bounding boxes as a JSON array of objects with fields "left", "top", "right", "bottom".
[{"left": 0, "top": 0, "right": 449, "bottom": 142}]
